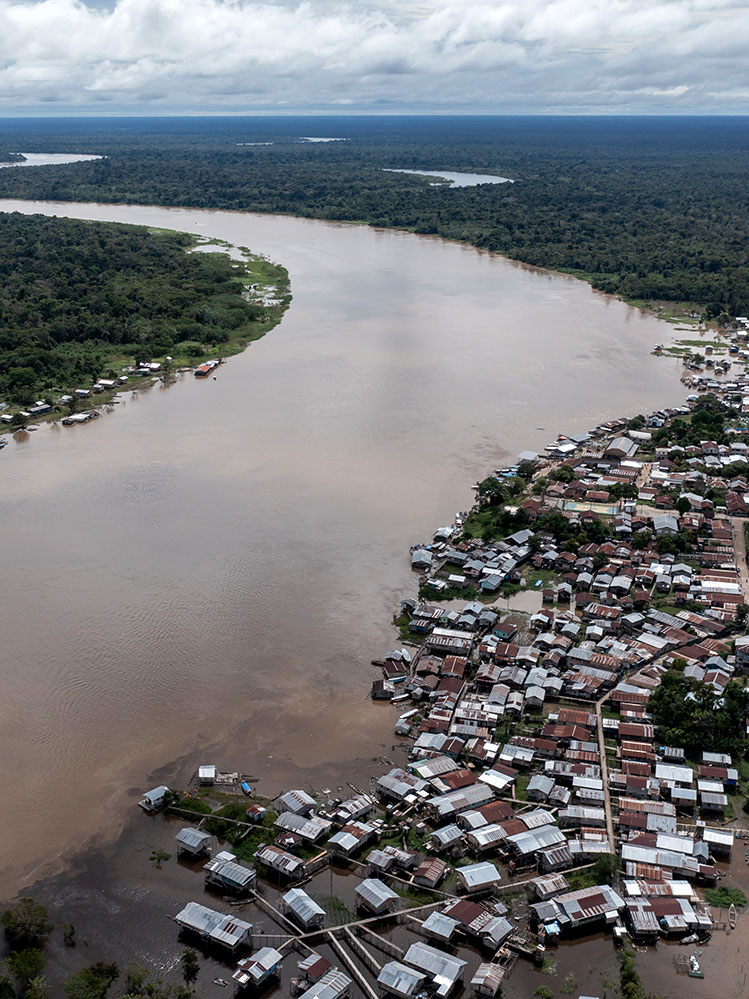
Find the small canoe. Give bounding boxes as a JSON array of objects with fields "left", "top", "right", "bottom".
[
  {"left": 240, "top": 780, "right": 253, "bottom": 796},
  {"left": 729, "top": 903, "right": 737, "bottom": 929}
]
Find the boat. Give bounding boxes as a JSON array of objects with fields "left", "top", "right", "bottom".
[
  {"left": 688, "top": 954, "right": 704, "bottom": 979},
  {"left": 240, "top": 780, "right": 253, "bottom": 796},
  {"left": 729, "top": 903, "right": 737, "bottom": 929},
  {"left": 194, "top": 359, "right": 221, "bottom": 377},
  {"left": 679, "top": 933, "right": 698, "bottom": 945}
]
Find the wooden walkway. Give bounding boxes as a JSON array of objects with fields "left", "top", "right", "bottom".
[{"left": 595, "top": 690, "right": 616, "bottom": 853}]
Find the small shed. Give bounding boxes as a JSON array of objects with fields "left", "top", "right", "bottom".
[
  {"left": 198, "top": 764, "right": 216, "bottom": 785},
  {"left": 139, "top": 785, "right": 169, "bottom": 812}
]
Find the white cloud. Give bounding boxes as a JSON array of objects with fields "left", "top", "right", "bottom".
[{"left": 0, "top": 0, "right": 745, "bottom": 111}]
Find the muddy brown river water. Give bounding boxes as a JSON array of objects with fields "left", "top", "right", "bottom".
[{"left": 0, "top": 199, "right": 688, "bottom": 905}]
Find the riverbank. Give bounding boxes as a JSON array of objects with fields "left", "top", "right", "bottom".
[
  {"left": 11, "top": 375, "right": 749, "bottom": 999},
  {"left": 0, "top": 220, "right": 290, "bottom": 434},
  {"left": 0, "top": 197, "right": 687, "bottom": 915}
]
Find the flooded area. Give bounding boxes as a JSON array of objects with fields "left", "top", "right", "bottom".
[
  {"left": 0, "top": 198, "right": 687, "bottom": 906},
  {"left": 0, "top": 152, "right": 103, "bottom": 168},
  {"left": 383, "top": 169, "right": 512, "bottom": 186}
]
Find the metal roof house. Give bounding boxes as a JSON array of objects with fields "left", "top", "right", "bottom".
[
  {"left": 282, "top": 888, "right": 326, "bottom": 930},
  {"left": 377, "top": 961, "right": 427, "bottom": 999},
  {"left": 174, "top": 901, "right": 252, "bottom": 952},
  {"left": 455, "top": 862, "right": 501, "bottom": 895},
  {"left": 297, "top": 969, "right": 352, "bottom": 999},
  {"left": 470, "top": 963, "right": 505, "bottom": 998},
  {"left": 279, "top": 789, "right": 318, "bottom": 815},
  {"left": 402, "top": 942, "right": 467, "bottom": 998},
  {"left": 532, "top": 884, "right": 625, "bottom": 933},
  {"left": 233, "top": 947, "right": 284, "bottom": 988},
  {"left": 328, "top": 821, "right": 378, "bottom": 857},
  {"left": 421, "top": 911, "right": 460, "bottom": 943},
  {"left": 254, "top": 844, "right": 305, "bottom": 880},
  {"left": 198, "top": 764, "right": 216, "bottom": 785},
  {"left": 275, "top": 811, "right": 332, "bottom": 842},
  {"left": 138, "top": 785, "right": 169, "bottom": 811},
  {"left": 355, "top": 878, "right": 400, "bottom": 915},
  {"left": 203, "top": 851, "right": 256, "bottom": 894},
  {"left": 175, "top": 827, "right": 212, "bottom": 857}
]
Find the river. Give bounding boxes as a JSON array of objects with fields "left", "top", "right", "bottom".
[{"left": 0, "top": 199, "right": 686, "bottom": 902}]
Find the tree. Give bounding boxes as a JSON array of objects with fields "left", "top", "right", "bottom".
[
  {"left": 592, "top": 853, "right": 619, "bottom": 883},
  {"left": 475, "top": 476, "right": 504, "bottom": 508},
  {"left": 534, "top": 988, "right": 554, "bottom": 999},
  {"left": 149, "top": 849, "right": 171, "bottom": 869},
  {"left": 1, "top": 898, "right": 53, "bottom": 949},
  {"left": 26, "top": 976, "right": 51, "bottom": 999},
  {"left": 63, "top": 922, "right": 77, "bottom": 946},
  {"left": 551, "top": 464, "right": 575, "bottom": 483},
  {"left": 64, "top": 962, "right": 118, "bottom": 999},
  {"left": 180, "top": 948, "right": 200, "bottom": 986},
  {"left": 676, "top": 496, "right": 691, "bottom": 515},
  {"left": 7, "top": 947, "right": 45, "bottom": 983},
  {"left": 0, "top": 966, "right": 14, "bottom": 999}
]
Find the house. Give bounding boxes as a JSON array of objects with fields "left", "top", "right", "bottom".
[
  {"left": 328, "top": 821, "right": 378, "bottom": 857},
  {"left": 298, "top": 970, "right": 352, "bottom": 999},
  {"left": 531, "top": 883, "right": 624, "bottom": 934},
  {"left": 203, "top": 851, "right": 256, "bottom": 894},
  {"left": 198, "top": 764, "right": 216, "bottom": 785},
  {"left": 279, "top": 789, "right": 317, "bottom": 815},
  {"left": 470, "top": 964, "right": 505, "bottom": 999},
  {"left": 355, "top": 879, "right": 400, "bottom": 914},
  {"left": 175, "top": 827, "right": 212, "bottom": 857},
  {"left": 275, "top": 811, "right": 331, "bottom": 842},
  {"left": 455, "top": 861, "right": 501, "bottom": 894},
  {"left": 413, "top": 857, "right": 448, "bottom": 889},
  {"left": 282, "top": 888, "right": 326, "bottom": 930},
  {"left": 254, "top": 844, "right": 304, "bottom": 880},
  {"left": 411, "top": 549, "right": 433, "bottom": 570},
  {"left": 233, "top": 947, "right": 284, "bottom": 988},
  {"left": 402, "top": 942, "right": 467, "bottom": 997},
  {"left": 377, "top": 962, "right": 428, "bottom": 999},
  {"left": 138, "top": 785, "right": 169, "bottom": 812},
  {"left": 174, "top": 901, "right": 252, "bottom": 952},
  {"left": 421, "top": 911, "right": 460, "bottom": 944}
]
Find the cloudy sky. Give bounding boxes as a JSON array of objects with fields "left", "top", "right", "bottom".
[{"left": 0, "top": 0, "right": 746, "bottom": 114}]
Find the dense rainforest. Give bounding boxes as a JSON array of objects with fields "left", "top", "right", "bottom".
[
  {"left": 0, "top": 116, "right": 747, "bottom": 312},
  {"left": 0, "top": 213, "right": 275, "bottom": 403}
]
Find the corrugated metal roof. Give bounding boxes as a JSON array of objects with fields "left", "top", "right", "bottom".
[
  {"left": 355, "top": 878, "right": 399, "bottom": 910},
  {"left": 282, "top": 888, "right": 325, "bottom": 925},
  {"left": 377, "top": 961, "right": 427, "bottom": 996}
]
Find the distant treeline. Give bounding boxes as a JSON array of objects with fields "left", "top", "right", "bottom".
[
  {"left": 0, "top": 213, "right": 263, "bottom": 403},
  {"left": 0, "top": 151, "right": 24, "bottom": 163},
  {"left": 0, "top": 116, "right": 747, "bottom": 312}
]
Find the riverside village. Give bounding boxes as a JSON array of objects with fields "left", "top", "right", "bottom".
[{"left": 76, "top": 327, "right": 749, "bottom": 996}]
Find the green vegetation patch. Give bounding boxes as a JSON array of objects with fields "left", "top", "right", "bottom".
[
  {"left": 0, "top": 212, "right": 289, "bottom": 405},
  {"left": 704, "top": 886, "right": 747, "bottom": 908}
]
